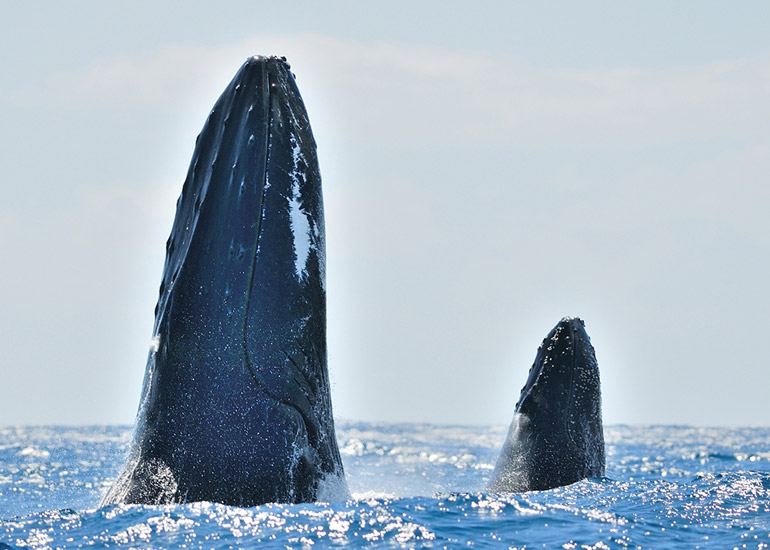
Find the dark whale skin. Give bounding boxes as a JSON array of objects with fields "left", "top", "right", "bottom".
[
  {"left": 489, "top": 317, "right": 604, "bottom": 493},
  {"left": 102, "top": 56, "right": 345, "bottom": 506}
]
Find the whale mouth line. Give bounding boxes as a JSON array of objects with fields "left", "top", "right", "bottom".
[
  {"left": 242, "top": 342, "right": 317, "bottom": 447},
  {"left": 236, "top": 60, "right": 308, "bottom": 426}
]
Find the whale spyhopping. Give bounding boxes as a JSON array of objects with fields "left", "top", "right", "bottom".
[
  {"left": 102, "top": 56, "right": 346, "bottom": 507},
  {"left": 489, "top": 317, "right": 605, "bottom": 492}
]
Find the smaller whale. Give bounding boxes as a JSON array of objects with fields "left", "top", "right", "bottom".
[{"left": 488, "top": 317, "right": 604, "bottom": 492}]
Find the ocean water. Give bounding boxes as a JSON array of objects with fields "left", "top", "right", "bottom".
[{"left": 0, "top": 423, "right": 769, "bottom": 549}]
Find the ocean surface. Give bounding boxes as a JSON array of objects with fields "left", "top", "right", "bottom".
[{"left": 1, "top": 423, "right": 769, "bottom": 549}]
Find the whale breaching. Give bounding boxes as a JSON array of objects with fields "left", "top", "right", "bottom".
[
  {"left": 102, "top": 56, "right": 346, "bottom": 506},
  {"left": 489, "top": 317, "right": 605, "bottom": 492}
]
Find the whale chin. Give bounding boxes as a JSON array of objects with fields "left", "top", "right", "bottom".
[{"left": 102, "top": 56, "right": 346, "bottom": 507}]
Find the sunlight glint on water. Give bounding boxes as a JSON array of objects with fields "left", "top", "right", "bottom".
[{"left": 0, "top": 424, "right": 769, "bottom": 549}]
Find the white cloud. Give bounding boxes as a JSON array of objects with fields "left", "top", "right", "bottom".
[
  {"left": 54, "top": 35, "right": 770, "bottom": 150},
  {"left": 74, "top": 178, "right": 179, "bottom": 226}
]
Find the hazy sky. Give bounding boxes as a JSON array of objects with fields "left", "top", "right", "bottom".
[{"left": 2, "top": 2, "right": 769, "bottom": 426}]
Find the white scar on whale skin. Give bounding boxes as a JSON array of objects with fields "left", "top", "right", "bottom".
[{"left": 288, "top": 133, "right": 313, "bottom": 281}]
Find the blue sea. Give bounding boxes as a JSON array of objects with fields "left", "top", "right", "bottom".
[{"left": 1, "top": 423, "right": 769, "bottom": 549}]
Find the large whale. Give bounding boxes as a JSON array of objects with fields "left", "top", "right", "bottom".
[
  {"left": 102, "top": 56, "right": 346, "bottom": 506},
  {"left": 488, "top": 317, "right": 604, "bottom": 492}
]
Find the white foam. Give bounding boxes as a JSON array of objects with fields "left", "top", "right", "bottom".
[{"left": 316, "top": 471, "right": 351, "bottom": 503}]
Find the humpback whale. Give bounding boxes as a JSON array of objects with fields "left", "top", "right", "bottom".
[
  {"left": 102, "top": 56, "right": 346, "bottom": 506},
  {"left": 488, "top": 317, "right": 604, "bottom": 492}
]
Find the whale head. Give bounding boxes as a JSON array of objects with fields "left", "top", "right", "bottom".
[
  {"left": 102, "top": 56, "right": 345, "bottom": 507},
  {"left": 489, "top": 317, "right": 605, "bottom": 492}
]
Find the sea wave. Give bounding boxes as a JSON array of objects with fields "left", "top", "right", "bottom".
[{"left": 1, "top": 424, "right": 769, "bottom": 549}]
